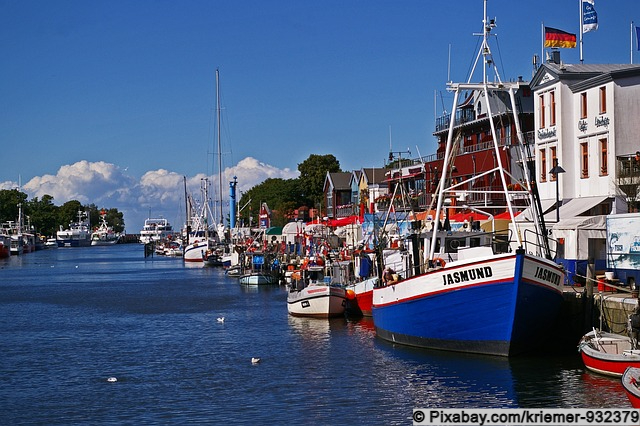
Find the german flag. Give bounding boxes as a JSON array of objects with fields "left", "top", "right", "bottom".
[{"left": 544, "top": 27, "right": 577, "bottom": 48}]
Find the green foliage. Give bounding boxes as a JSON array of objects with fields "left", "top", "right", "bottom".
[
  {"left": 237, "top": 154, "right": 343, "bottom": 226},
  {"left": 297, "top": 154, "right": 342, "bottom": 206},
  {"left": 0, "top": 189, "right": 28, "bottom": 224},
  {"left": 0, "top": 189, "right": 126, "bottom": 237}
]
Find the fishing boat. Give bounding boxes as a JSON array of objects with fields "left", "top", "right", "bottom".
[
  {"left": 91, "top": 210, "right": 121, "bottom": 246},
  {"left": 622, "top": 367, "right": 640, "bottom": 407},
  {"left": 238, "top": 251, "right": 278, "bottom": 285},
  {"left": 287, "top": 265, "right": 347, "bottom": 318},
  {"left": 183, "top": 179, "right": 220, "bottom": 263},
  {"left": 371, "top": 1, "right": 565, "bottom": 357},
  {"left": 57, "top": 210, "right": 91, "bottom": 247},
  {"left": 0, "top": 234, "right": 10, "bottom": 258},
  {"left": 139, "top": 218, "right": 174, "bottom": 245},
  {"left": 578, "top": 329, "right": 640, "bottom": 377}
]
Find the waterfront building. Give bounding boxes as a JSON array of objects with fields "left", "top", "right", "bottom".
[{"left": 530, "top": 54, "right": 640, "bottom": 219}]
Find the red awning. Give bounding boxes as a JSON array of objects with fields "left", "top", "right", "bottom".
[
  {"left": 449, "top": 211, "right": 489, "bottom": 222},
  {"left": 328, "top": 215, "right": 360, "bottom": 227},
  {"left": 494, "top": 210, "right": 522, "bottom": 220}
]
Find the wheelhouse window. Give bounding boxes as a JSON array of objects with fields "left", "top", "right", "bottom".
[
  {"left": 539, "top": 94, "right": 545, "bottom": 128},
  {"left": 599, "top": 87, "right": 607, "bottom": 114},
  {"left": 600, "top": 138, "right": 608, "bottom": 175},
  {"left": 580, "top": 142, "right": 589, "bottom": 178},
  {"left": 550, "top": 91, "right": 556, "bottom": 126},
  {"left": 580, "top": 93, "right": 588, "bottom": 119},
  {"left": 540, "top": 149, "right": 547, "bottom": 182}
]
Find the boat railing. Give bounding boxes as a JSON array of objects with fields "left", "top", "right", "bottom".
[{"left": 521, "top": 228, "right": 559, "bottom": 260}]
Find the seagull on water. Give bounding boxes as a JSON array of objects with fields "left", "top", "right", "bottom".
[
  {"left": 251, "top": 357, "right": 261, "bottom": 364},
  {"left": 217, "top": 317, "right": 225, "bottom": 323},
  {"left": 107, "top": 377, "right": 118, "bottom": 383}
]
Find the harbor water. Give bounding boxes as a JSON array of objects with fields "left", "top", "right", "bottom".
[{"left": 0, "top": 245, "right": 631, "bottom": 425}]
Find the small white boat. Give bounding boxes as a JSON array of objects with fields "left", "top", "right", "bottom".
[
  {"left": 287, "top": 266, "right": 347, "bottom": 318},
  {"left": 139, "top": 218, "right": 173, "bottom": 245},
  {"left": 91, "top": 210, "right": 121, "bottom": 246},
  {"left": 57, "top": 210, "right": 91, "bottom": 247},
  {"left": 238, "top": 252, "right": 278, "bottom": 285}
]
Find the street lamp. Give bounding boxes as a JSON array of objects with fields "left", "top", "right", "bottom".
[{"left": 549, "top": 162, "right": 565, "bottom": 223}]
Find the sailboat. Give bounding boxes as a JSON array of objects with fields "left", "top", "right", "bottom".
[
  {"left": 184, "top": 68, "right": 227, "bottom": 265},
  {"left": 371, "top": 0, "right": 565, "bottom": 357}
]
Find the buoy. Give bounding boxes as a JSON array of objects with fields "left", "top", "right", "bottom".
[
  {"left": 107, "top": 377, "right": 117, "bottom": 382},
  {"left": 345, "top": 289, "right": 356, "bottom": 300},
  {"left": 433, "top": 258, "right": 446, "bottom": 268},
  {"left": 251, "top": 357, "right": 261, "bottom": 364}
]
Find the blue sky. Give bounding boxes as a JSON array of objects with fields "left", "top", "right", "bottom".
[{"left": 1, "top": 0, "right": 638, "bottom": 231}]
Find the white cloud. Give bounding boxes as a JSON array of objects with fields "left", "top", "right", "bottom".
[{"left": 14, "top": 157, "right": 299, "bottom": 234}]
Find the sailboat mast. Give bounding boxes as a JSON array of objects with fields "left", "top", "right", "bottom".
[{"left": 216, "top": 68, "right": 223, "bottom": 226}]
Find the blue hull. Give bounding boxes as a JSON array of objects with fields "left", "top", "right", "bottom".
[{"left": 372, "top": 252, "right": 564, "bottom": 356}]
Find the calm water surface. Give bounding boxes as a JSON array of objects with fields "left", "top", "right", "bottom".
[{"left": 0, "top": 245, "right": 630, "bottom": 425}]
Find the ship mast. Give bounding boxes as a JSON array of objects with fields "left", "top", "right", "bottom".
[
  {"left": 428, "top": 0, "right": 551, "bottom": 260},
  {"left": 216, "top": 68, "right": 223, "bottom": 226}
]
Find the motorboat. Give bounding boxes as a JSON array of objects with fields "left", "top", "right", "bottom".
[{"left": 287, "top": 265, "right": 346, "bottom": 318}]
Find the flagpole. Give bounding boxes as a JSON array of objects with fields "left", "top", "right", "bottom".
[
  {"left": 579, "top": 0, "right": 584, "bottom": 63},
  {"left": 541, "top": 22, "right": 544, "bottom": 64},
  {"left": 632, "top": 21, "right": 635, "bottom": 64}
]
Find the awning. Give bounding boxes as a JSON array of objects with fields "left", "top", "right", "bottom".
[
  {"left": 494, "top": 210, "right": 521, "bottom": 220},
  {"left": 552, "top": 215, "right": 606, "bottom": 230},
  {"left": 265, "top": 226, "right": 283, "bottom": 235},
  {"left": 450, "top": 211, "right": 489, "bottom": 222},
  {"left": 520, "top": 198, "right": 557, "bottom": 222},
  {"left": 543, "top": 196, "right": 609, "bottom": 223}
]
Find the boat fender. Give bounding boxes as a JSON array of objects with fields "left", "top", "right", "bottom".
[
  {"left": 345, "top": 289, "right": 356, "bottom": 300},
  {"left": 433, "top": 258, "right": 446, "bottom": 268}
]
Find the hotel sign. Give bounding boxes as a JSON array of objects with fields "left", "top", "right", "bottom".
[
  {"left": 538, "top": 127, "right": 556, "bottom": 140},
  {"left": 595, "top": 116, "right": 610, "bottom": 128},
  {"left": 578, "top": 119, "right": 588, "bottom": 132}
]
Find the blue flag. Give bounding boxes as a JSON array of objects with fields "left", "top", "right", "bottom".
[
  {"left": 582, "top": 0, "right": 598, "bottom": 33},
  {"left": 637, "top": 26, "right": 640, "bottom": 51}
]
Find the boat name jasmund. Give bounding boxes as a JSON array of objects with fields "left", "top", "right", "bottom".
[
  {"left": 442, "top": 267, "right": 492, "bottom": 285},
  {"left": 534, "top": 267, "right": 561, "bottom": 285}
]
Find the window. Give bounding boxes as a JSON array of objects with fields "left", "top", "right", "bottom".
[
  {"left": 550, "top": 146, "right": 557, "bottom": 182},
  {"left": 580, "top": 93, "right": 588, "bottom": 119},
  {"left": 599, "top": 87, "right": 606, "bottom": 114},
  {"left": 540, "top": 149, "right": 547, "bottom": 182},
  {"left": 581, "top": 142, "right": 589, "bottom": 178},
  {"left": 539, "top": 94, "right": 545, "bottom": 128},
  {"left": 600, "top": 138, "right": 608, "bottom": 175},
  {"left": 550, "top": 91, "right": 556, "bottom": 126}
]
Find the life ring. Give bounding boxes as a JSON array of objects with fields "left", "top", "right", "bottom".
[{"left": 433, "top": 258, "right": 446, "bottom": 268}]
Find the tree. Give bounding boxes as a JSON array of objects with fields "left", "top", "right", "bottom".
[
  {"left": 297, "top": 154, "right": 342, "bottom": 208},
  {"left": 26, "top": 195, "right": 58, "bottom": 237},
  {"left": 239, "top": 178, "right": 303, "bottom": 227},
  {"left": 57, "top": 200, "right": 85, "bottom": 229},
  {"left": 0, "top": 189, "right": 28, "bottom": 224}
]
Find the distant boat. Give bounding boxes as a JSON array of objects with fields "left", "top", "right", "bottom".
[
  {"left": 139, "top": 218, "right": 173, "bottom": 245},
  {"left": 0, "top": 234, "right": 10, "bottom": 258},
  {"left": 91, "top": 210, "right": 121, "bottom": 246},
  {"left": 57, "top": 210, "right": 91, "bottom": 247},
  {"left": 238, "top": 252, "right": 278, "bottom": 285}
]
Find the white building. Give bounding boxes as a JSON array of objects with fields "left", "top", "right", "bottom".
[
  {"left": 531, "top": 59, "right": 640, "bottom": 219},
  {"left": 528, "top": 56, "right": 640, "bottom": 285}
]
